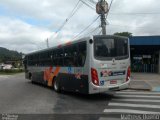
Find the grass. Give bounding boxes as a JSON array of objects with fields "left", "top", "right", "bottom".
[{"left": 0, "top": 69, "right": 24, "bottom": 75}]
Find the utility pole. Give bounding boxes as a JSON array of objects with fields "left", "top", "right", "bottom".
[
  {"left": 46, "top": 38, "right": 49, "bottom": 48},
  {"left": 96, "top": 0, "right": 108, "bottom": 35}
]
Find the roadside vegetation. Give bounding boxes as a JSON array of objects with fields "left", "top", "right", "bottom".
[
  {"left": 0, "top": 47, "right": 24, "bottom": 75},
  {"left": 0, "top": 69, "right": 24, "bottom": 75}
]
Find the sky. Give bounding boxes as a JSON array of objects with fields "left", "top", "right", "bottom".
[{"left": 0, "top": 0, "right": 160, "bottom": 53}]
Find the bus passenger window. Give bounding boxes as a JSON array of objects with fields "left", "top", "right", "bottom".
[
  {"left": 64, "top": 44, "right": 78, "bottom": 67},
  {"left": 78, "top": 42, "right": 86, "bottom": 66}
]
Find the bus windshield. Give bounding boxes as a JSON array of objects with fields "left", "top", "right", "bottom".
[{"left": 94, "top": 37, "right": 129, "bottom": 60}]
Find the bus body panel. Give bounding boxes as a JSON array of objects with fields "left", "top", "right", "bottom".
[
  {"left": 26, "top": 66, "right": 90, "bottom": 93},
  {"left": 56, "top": 73, "right": 89, "bottom": 94},
  {"left": 25, "top": 37, "right": 90, "bottom": 94},
  {"left": 89, "top": 58, "right": 131, "bottom": 94},
  {"left": 88, "top": 35, "right": 131, "bottom": 94},
  {"left": 24, "top": 35, "right": 131, "bottom": 94}
]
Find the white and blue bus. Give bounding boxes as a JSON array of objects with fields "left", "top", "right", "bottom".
[{"left": 24, "top": 35, "right": 131, "bottom": 94}]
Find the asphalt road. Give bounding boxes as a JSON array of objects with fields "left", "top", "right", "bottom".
[
  {"left": 0, "top": 73, "right": 160, "bottom": 120},
  {"left": 0, "top": 73, "right": 113, "bottom": 120}
]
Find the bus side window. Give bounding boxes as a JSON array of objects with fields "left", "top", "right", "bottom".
[
  {"left": 52, "top": 50, "right": 56, "bottom": 66},
  {"left": 64, "top": 44, "right": 78, "bottom": 67},
  {"left": 54, "top": 49, "right": 58, "bottom": 66},
  {"left": 78, "top": 42, "right": 86, "bottom": 66},
  {"left": 28, "top": 55, "right": 34, "bottom": 66},
  {"left": 55, "top": 48, "right": 64, "bottom": 66},
  {"left": 59, "top": 48, "right": 64, "bottom": 66}
]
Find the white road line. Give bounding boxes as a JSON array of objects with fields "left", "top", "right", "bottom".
[
  {"left": 104, "top": 109, "right": 160, "bottom": 114},
  {"left": 99, "top": 117, "right": 120, "bottom": 120},
  {"left": 115, "top": 94, "right": 160, "bottom": 98},
  {"left": 109, "top": 102, "right": 160, "bottom": 109},
  {"left": 116, "top": 91, "right": 160, "bottom": 95},
  {"left": 112, "top": 99, "right": 160, "bottom": 103}
]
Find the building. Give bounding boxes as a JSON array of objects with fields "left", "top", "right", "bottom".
[
  {"left": 0, "top": 63, "right": 3, "bottom": 70},
  {"left": 0, "top": 63, "right": 12, "bottom": 70},
  {"left": 130, "top": 36, "right": 160, "bottom": 74},
  {"left": 3, "top": 64, "right": 13, "bottom": 70}
]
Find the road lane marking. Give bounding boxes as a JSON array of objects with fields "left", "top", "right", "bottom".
[
  {"left": 99, "top": 117, "right": 120, "bottom": 120},
  {"left": 116, "top": 91, "right": 160, "bottom": 95},
  {"left": 115, "top": 94, "right": 160, "bottom": 98},
  {"left": 104, "top": 109, "right": 160, "bottom": 114},
  {"left": 108, "top": 102, "right": 160, "bottom": 109},
  {"left": 0, "top": 76, "right": 10, "bottom": 81},
  {"left": 112, "top": 99, "right": 160, "bottom": 103}
]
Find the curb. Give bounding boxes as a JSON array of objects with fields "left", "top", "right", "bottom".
[
  {"left": 128, "top": 87, "right": 151, "bottom": 91},
  {"left": 152, "top": 87, "right": 160, "bottom": 92}
]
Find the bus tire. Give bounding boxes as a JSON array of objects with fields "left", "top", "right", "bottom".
[
  {"left": 53, "top": 79, "right": 61, "bottom": 93},
  {"left": 29, "top": 73, "right": 32, "bottom": 80},
  {"left": 31, "top": 75, "right": 34, "bottom": 83}
]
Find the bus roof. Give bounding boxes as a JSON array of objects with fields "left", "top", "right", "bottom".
[
  {"left": 26, "top": 35, "right": 128, "bottom": 56},
  {"left": 26, "top": 36, "right": 91, "bottom": 56}
]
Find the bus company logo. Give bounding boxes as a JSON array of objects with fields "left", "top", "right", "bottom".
[{"left": 100, "top": 70, "right": 112, "bottom": 77}]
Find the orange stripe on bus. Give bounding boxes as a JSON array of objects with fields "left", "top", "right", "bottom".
[
  {"left": 53, "top": 67, "right": 60, "bottom": 76},
  {"left": 43, "top": 67, "right": 53, "bottom": 81},
  {"left": 47, "top": 67, "right": 61, "bottom": 87}
]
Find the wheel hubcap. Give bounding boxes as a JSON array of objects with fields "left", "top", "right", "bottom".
[{"left": 54, "top": 81, "right": 58, "bottom": 90}]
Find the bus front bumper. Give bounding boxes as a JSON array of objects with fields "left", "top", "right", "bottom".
[{"left": 89, "top": 78, "right": 131, "bottom": 94}]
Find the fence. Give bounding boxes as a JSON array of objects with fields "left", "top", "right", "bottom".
[{"left": 131, "top": 64, "right": 158, "bottom": 73}]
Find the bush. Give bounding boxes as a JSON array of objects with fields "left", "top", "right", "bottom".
[{"left": 0, "top": 69, "right": 24, "bottom": 74}]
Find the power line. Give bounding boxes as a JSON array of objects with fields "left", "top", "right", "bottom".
[
  {"left": 55, "top": 0, "right": 82, "bottom": 33},
  {"left": 48, "top": 0, "right": 83, "bottom": 43},
  {"left": 79, "top": 0, "right": 95, "bottom": 10},
  {"left": 72, "top": 0, "right": 114, "bottom": 39},
  {"left": 98, "top": 30, "right": 102, "bottom": 35},
  {"left": 80, "top": 26, "right": 100, "bottom": 38},
  {"left": 106, "top": 0, "right": 114, "bottom": 18},
  {"left": 72, "top": 15, "right": 100, "bottom": 40},
  {"left": 85, "top": 0, "right": 96, "bottom": 8},
  {"left": 87, "top": 26, "right": 101, "bottom": 35},
  {"left": 108, "top": 24, "right": 160, "bottom": 29},
  {"left": 109, "top": 12, "right": 160, "bottom": 15},
  {"left": 87, "top": 0, "right": 97, "bottom": 5}
]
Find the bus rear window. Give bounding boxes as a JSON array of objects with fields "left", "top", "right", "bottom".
[{"left": 94, "top": 37, "right": 129, "bottom": 60}]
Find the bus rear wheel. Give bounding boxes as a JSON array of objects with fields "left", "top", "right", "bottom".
[{"left": 53, "top": 79, "right": 61, "bottom": 93}]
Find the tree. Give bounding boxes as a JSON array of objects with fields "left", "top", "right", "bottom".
[
  {"left": 114, "top": 32, "right": 132, "bottom": 37},
  {"left": 0, "top": 47, "right": 23, "bottom": 62}
]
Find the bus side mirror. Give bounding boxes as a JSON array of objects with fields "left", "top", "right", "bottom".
[{"left": 89, "top": 39, "right": 93, "bottom": 44}]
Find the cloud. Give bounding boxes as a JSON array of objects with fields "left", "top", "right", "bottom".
[
  {"left": 0, "top": 16, "right": 53, "bottom": 53},
  {"left": 107, "top": 0, "right": 160, "bottom": 35},
  {"left": 0, "top": 0, "right": 160, "bottom": 53}
]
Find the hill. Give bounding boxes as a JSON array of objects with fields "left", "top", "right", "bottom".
[{"left": 0, "top": 47, "right": 23, "bottom": 62}]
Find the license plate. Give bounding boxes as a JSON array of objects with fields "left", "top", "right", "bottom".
[{"left": 110, "top": 80, "right": 117, "bottom": 84}]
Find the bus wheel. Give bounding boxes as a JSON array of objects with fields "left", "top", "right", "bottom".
[
  {"left": 53, "top": 79, "right": 61, "bottom": 93},
  {"left": 31, "top": 75, "right": 34, "bottom": 83}
]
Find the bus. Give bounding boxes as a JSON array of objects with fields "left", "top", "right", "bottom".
[{"left": 24, "top": 35, "right": 131, "bottom": 94}]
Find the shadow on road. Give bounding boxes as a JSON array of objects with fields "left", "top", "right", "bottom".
[
  {"left": 27, "top": 80, "right": 116, "bottom": 101},
  {"left": 60, "top": 91, "right": 114, "bottom": 101}
]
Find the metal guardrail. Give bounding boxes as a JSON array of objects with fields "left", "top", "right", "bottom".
[{"left": 131, "top": 64, "right": 158, "bottom": 73}]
